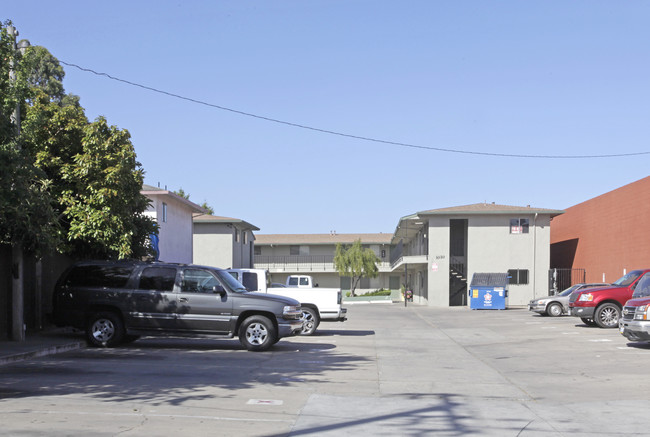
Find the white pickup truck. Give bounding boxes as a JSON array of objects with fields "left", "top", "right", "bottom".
[{"left": 226, "top": 269, "right": 347, "bottom": 335}]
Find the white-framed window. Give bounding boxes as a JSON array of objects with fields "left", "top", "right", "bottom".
[
  {"left": 162, "top": 203, "right": 168, "bottom": 223},
  {"left": 235, "top": 229, "right": 239, "bottom": 242}
]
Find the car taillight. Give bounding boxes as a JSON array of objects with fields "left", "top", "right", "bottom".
[{"left": 578, "top": 293, "right": 594, "bottom": 302}]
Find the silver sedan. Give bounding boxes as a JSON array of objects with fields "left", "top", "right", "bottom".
[{"left": 529, "top": 283, "right": 610, "bottom": 317}]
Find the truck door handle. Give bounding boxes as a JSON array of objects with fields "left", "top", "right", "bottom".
[{"left": 179, "top": 297, "right": 189, "bottom": 303}]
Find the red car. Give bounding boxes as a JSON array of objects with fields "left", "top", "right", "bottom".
[{"left": 569, "top": 269, "right": 650, "bottom": 328}]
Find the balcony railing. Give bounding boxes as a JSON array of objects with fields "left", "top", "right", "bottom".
[{"left": 255, "top": 255, "right": 391, "bottom": 272}]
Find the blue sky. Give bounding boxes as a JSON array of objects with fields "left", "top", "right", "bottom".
[{"left": 5, "top": 1, "right": 649, "bottom": 234}]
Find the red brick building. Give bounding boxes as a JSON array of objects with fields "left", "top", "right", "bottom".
[{"left": 551, "top": 176, "right": 650, "bottom": 283}]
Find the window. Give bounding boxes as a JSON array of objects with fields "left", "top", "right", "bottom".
[
  {"left": 243, "top": 231, "right": 247, "bottom": 245},
  {"left": 299, "top": 277, "right": 309, "bottom": 286},
  {"left": 65, "top": 265, "right": 133, "bottom": 288},
  {"left": 510, "top": 218, "right": 529, "bottom": 234},
  {"left": 254, "top": 246, "right": 262, "bottom": 256},
  {"left": 290, "top": 245, "right": 309, "bottom": 256},
  {"left": 181, "top": 269, "right": 220, "bottom": 293},
  {"left": 235, "top": 229, "right": 239, "bottom": 242},
  {"left": 508, "top": 269, "right": 529, "bottom": 285},
  {"left": 138, "top": 267, "right": 176, "bottom": 291},
  {"left": 162, "top": 203, "right": 168, "bottom": 223},
  {"left": 241, "top": 272, "right": 259, "bottom": 291}
]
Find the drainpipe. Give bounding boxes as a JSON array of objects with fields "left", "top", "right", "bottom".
[{"left": 533, "top": 213, "right": 538, "bottom": 299}]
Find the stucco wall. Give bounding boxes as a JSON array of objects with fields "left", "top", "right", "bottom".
[
  {"left": 145, "top": 196, "right": 194, "bottom": 264},
  {"left": 551, "top": 176, "right": 650, "bottom": 283},
  {"left": 427, "top": 214, "right": 552, "bottom": 307},
  {"left": 193, "top": 223, "right": 234, "bottom": 268}
]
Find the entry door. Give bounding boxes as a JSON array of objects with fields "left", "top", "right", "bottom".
[
  {"left": 175, "top": 268, "right": 233, "bottom": 333},
  {"left": 128, "top": 266, "right": 178, "bottom": 330}
]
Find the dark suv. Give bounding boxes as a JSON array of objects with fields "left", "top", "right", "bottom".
[{"left": 52, "top": 260, "right": 304, "bottom": 351}]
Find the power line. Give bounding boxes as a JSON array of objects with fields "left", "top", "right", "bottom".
[{"left": 59, "top": 60, "right": 650, "bottom": 160}]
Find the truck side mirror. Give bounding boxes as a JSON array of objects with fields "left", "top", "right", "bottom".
[{"left": 212, "top": 285, "right": 226, "bottom": 296}]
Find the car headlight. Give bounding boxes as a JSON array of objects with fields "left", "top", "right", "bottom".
[
  {"left": 536, "top": 299, "right": 548, "bottom": 305},
  {"left": 578, "top": 293, "right": 594, "bottom": 302},
  {"left": 634, "top": 305, "right": 650, "bottom": 321},
  {"left": 283, "top": 305, "right": 302, "bottom": 320}
]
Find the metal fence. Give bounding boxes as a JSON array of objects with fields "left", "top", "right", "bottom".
[{"left": 548, "top": 268, "right": 586, "bottom": 295}]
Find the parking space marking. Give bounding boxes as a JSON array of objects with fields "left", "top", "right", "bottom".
[
  {"left": 589, "top": 339, "right": 613, "bottom": 342},
  {"left": 247, "top": 399, "right": 284, "bottom": 406},
  {"left": 2, "top": 409, "right": 292, "bottom": 423}
]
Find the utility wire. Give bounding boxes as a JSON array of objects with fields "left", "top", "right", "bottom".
[{"left": 60, "top": 60, "right": 650, "bottom": 159}]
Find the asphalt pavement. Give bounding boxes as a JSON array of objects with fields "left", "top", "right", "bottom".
[{"left": 2, "top": 303, "right": 650, "bottom": 436}]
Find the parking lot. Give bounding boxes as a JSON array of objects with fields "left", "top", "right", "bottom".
[{"left": 2, "top": 304, "right": 650, "bottom": 436}]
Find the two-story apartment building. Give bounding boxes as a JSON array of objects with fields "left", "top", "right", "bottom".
[
  {"left": 252, "top": 204, "right": 562, "bottom": 306},
  {"left": 392, "top": 203, "right": 563, "bottom": 306},
  {"left": 141, "top": 184, "right": 206, "bottom": 263},
  {"left": 254, "top": 233, "right": 395, "bottom": 292},
  {"left": 193, "top": 214, "right": 259, "bottom": 269}
]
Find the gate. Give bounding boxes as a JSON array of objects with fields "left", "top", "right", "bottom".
[{"left": 548, "top": 268, "right": 586, "bottom": 295}]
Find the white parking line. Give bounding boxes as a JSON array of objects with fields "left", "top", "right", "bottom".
[{"left": 1, "top": 410, "right": 293, "bottom": 423}]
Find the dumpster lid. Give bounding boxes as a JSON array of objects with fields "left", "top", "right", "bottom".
[{"left": 470, "top": 273, "right": 509, "bottom": 288}]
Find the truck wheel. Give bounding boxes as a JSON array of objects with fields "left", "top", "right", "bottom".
[
  {"left": 595, "top": 303, "right": 621, "bottom": 328},
  {"left": 546, "top": 302, "right": 563, "bottom": 317},
  {"left": 581, "top": 317, "right": 597, "bottom": 326},
  {"left": 300, "top": 307, "right": 320, "bottom": 336},
  {"left": 239, "top": 315, "right": 277, "bottom": 351},
  {"left": 86, "top": 311, "right": 124, "bottom": 348}
]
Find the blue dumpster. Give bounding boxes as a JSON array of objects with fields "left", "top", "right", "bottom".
[{"left": 469, "top": 273, "right": 508, "bottom": 310}]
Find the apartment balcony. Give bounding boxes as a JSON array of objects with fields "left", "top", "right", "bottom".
[
  {"left": 254, "top": 255, "right": 392, "bottom": 273},
  {"left": 390, "top": 254, "right": 429, "bottom": 272}
]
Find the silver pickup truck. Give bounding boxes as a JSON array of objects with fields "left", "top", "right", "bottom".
[{"left": 52, "top": 260, "right": 303, "bottom": 351}]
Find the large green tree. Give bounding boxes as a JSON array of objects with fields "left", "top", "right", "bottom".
[
  {"left": 1, "top": 20, "right": 157, "bottom": 259},
  {"left": 0, "top": 22, "right": 59, "bottom": 255},
  {"left": 334, "top": 239, "right": 380, "bottom": 296}
]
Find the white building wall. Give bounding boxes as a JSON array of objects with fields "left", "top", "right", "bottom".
[
  {"left": 145, "top": 197, "right": 194, "bottom": 264},
  {"left": 466, "top": 214, "right": 551, "bottom": 306},
  {"left": 193, "top": 223, "right": 234, "bottom": 268},
  {"left": 425, "top": 214, "right": 552, "bottom": 307},
  {"left": 427, "top": 217, "right": 451, "bottom": 307}
]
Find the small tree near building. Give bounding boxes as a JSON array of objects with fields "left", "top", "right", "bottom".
[{"left": 334, "top": 239, "right": 380, "bottom": 296}]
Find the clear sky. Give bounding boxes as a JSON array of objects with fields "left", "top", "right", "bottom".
[{"left": 5, "top": 1, "right": 649, "bottom": 234}]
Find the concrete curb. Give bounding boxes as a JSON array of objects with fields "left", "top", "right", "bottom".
[{"left": 0, "top": 341, "right": 85, "bottom": 366}]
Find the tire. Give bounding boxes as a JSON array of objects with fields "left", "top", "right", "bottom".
[
  {"left": 239, "top": 315, "right": 277, "bottom": 352},
  {"left": 546, "top": 302, "right": 563, "bottom": 317},
  {"left": 594, "top": 303, "right": 621, "bottom": 328},
  {"left": 300, "top": 307, "right": 320, "bottom": 336},
  {"left": 581, "top": 317, "right": 597, "bottom": 326},
  {"left": 86, "top": 311, "right": 125, "bottom": 348}
]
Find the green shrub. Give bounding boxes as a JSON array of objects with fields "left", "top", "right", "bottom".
[{"left": 364, "top": 289, "right": 392, "bottom": 296}]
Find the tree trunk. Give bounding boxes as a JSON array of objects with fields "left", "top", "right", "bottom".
[{"left": 11, "top": 244, "right": 24, "bottom": 341}]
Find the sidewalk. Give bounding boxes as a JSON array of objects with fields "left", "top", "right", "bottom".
[{"left": 0, "top": 327, "right": 85, "bottom": 365}]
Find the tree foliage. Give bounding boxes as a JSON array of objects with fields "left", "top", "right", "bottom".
[
  {"left": 0, "top": 21, "right": 157, "bottom": 259},
  {"left": 333, "top": 239, "right": 380, "bottom": 296}
]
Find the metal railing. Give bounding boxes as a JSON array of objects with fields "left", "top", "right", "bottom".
[
  {"left": 255, "top": 255, "right": 391, "bottom": 272},
  {"left": 548, "top": 268, "right": 586, "bottom": 295}
]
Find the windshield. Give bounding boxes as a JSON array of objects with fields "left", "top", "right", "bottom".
[
  {"left": 559, "top": 285, "right": 580, "bottom": 296},
  {"left": 632, "top": 273, "right": 650, "bottom": 298},
  {"left": 214, "top": 270, "right": 248, "bottom": 293},
  {"left": 613, "top": 270, "right": 642, "bottom": 287}
]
